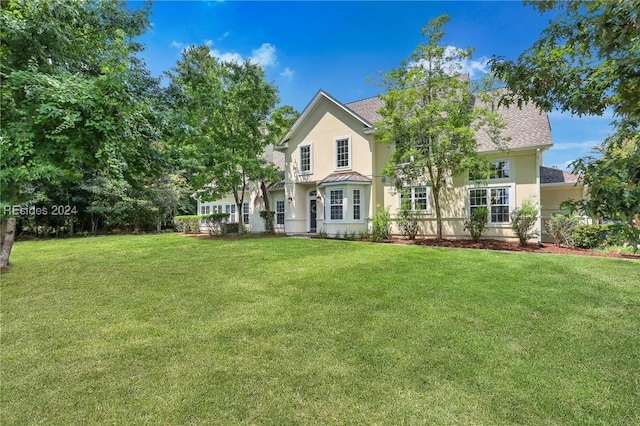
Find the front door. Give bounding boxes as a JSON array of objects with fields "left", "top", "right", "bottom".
[{"left": 309, "top": 199, "right": 317, "bottom": 232}]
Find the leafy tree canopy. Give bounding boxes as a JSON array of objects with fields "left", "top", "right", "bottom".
[
  {"left": 376, "top": 14, "right": 506, "bottom": 240},
  {"left": 490, "top": 0, "right": 640, "bottom": 127}
]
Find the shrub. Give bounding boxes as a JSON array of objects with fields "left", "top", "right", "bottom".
[
  {"left": 546, "top": 214, "right": 580, "bottom": 247},
  {"left": 463, "top": 207, "right": 488, "bottom": 241},
  {"left": 572, "top": 224, "right": 607, "bottom": 249},
  {"left": 316, "top": 228, "right": 327, "bottom": 239},
  {"left": 174, "top": 214, "right": 229, "bottom": 235},
  {"left": 371, "top": 206, "right": 392, "bottom": 242},
  {"left": 359, "top": 228, "right": 372, "bottom": 240},
  {"left": 396, "top": 196, "right": 419, "bottom": 240},
  {"left": 511, "top": 199, "right": 538, "bottom": 246},
  {"left": 344, "top": 229, "right": 357, "bottom": 241},
  {"left": 258, "top": 211, "right": 275, "bottom": 234}
]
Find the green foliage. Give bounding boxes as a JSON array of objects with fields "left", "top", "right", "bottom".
[
  {"left": 259, "top": 211, "right": 276, "bottom": 234},
  {"left": 371, "top": 206, "right": 392, "bottom": 242},
  {"left": 572, "top": 224, "right": 607, "bottom": 249},
  {"left": 174, "top": 213, "right": 229, "bottom": 235},
  {"left": 358, "top": 228, "right": 372, "bottom": 240},
  {"left": 546, "top": 214, "right": 581, "bottom": 247},
  {"left": 396, "top": 194, "right": 419, "bottom": 240},
  {"left": 463, "top": 207, "right": 488, "bottom": 241},
  {"left": 316, "top": 228, "right": 327, "bottom": 239},
  {"left": 167, "top": 46, "right": 281, "bottom": 223},
  {"left": 376, "top": 14, "right": 507, "bottom": 240},
  {"left": 565, "top": 136, "right": 640, "bottom": 248},
  {"left": 510, "top": 199, "right": 538, "bottom": 246},
  {"left": 490, "top": 0, "right": 640, "bottom": 121}
]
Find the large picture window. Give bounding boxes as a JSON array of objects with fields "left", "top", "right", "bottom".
[
  {"left": 401, "top": 186, "right": 429, "bottom": 211},
  {"left": 276, "top": 200, "right": 285, "bottom": 225},
  {"left": 469, "top": 187, "right": 510, "bottom": 224},
  {"left": 300, "top": 144, "right": 311, "bottom": 173},
  {"left": 336, "top": 138, "right": 350, "bottom": 169},
  {"left": 330, "top": 189, "right": 343, "bottom": 220}
]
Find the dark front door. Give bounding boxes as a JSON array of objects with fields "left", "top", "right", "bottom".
[{"left": 310, "top": 199, "right": 317, "bottom": 232}]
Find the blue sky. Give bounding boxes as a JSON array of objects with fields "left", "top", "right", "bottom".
[{"left": 134, "top": 0, "right": 613, "bottom": 170}]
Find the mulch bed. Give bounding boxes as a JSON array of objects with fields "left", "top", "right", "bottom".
[{"left": 408, "top": 238, "right": 640, "bottom": 260}]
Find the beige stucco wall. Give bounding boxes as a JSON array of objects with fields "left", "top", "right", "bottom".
[
  {"left": 283, "top": 97, "right": 376, "bottom": 234},
  {"left": 380, "top": 149, "right": 541, "bottom": 240}
]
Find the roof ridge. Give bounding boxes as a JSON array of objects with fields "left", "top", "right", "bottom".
[{"left": 345, "top": 94, "right": 383, "bottom": 105}]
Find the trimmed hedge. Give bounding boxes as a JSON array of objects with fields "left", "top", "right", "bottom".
[{"left": 174, "top": 214, "right": 230, "bottom": 234}]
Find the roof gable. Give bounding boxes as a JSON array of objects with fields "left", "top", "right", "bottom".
[{"left": 277, "top": 89, "right": 374, "bottom": 149}]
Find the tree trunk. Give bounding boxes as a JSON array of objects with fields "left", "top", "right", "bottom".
[
  {"left": 433, "top": 187, "right": 443, "bottom": 241},
  {"left": 260, "top": 181, "right": 274, "bottom": 234},
  {"left": 1, "top": 217, "right": 17, "bottom": 271}
]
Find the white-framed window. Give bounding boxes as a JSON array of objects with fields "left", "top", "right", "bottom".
[
  {"left": 225, "top": 204, "right": 237, "bottom": 222},
  {"left": 200, "top": 204, "right": 211, "bottom": 215},
  {"left": 353, "top": 189, "right": 361, "bottom": 220},
  {"left": 469, "top": 160, "right": 511, "bottom": 181},
  {"left": 469, "top": 187, "right": 511, "bottom": 224},
  {"left": 330, "top": 189, "right": 344, "bottom": 220},
  {"left": 401, "top": 186, "right": 429, "bottom": 212},
  {"left": 276, "top": 200, "right": 285, "bottom": 225},
  {"left": 212, "top": 205, "right": 223, "bottom": 214},
  {"left": 491, "top": 160, "right": 510, "bottom": 179},
  {"left": 335, "top": 137, "right": 351, "bottom": 170},
  {"left": 300, "top": 144, "right": 312, "bottom": 174},
  {"left": 243, "top": 202, "right": 249, "bottom": 224}
]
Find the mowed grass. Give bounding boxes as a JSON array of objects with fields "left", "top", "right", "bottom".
[{"left": 1, "top": 234, "right": 639, "bottom": 425}]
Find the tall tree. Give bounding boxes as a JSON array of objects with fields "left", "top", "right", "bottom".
[
  {"left": 0, "top": 0, "right": 161, "bottom": 269},
  {"left": 376, "top": 14, "right": 506, "bottom": 240},
  {"left": 490, "top": 0, "right": 640, "bottom": 244},
  {"left": 260, "top": 105, "right": 299, "bottom": 233},
  {"left": 167, "top": 46, "right": 279, "bottom": 229},
  {"left": 490, "top": 0, "right": 639, "bottom": 123}
]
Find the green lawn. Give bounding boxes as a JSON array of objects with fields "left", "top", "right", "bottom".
[{"left": 2, "top": 234, "right": 639, "bottom": 425}]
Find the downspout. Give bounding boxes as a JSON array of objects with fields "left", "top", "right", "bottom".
[{"left": 536, "top": 148, "right": 542, "bottom": 246}]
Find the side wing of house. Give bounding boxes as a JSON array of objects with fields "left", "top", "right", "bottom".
[{"left": 539, "top": 166, "right": 587, "bottom": 242}]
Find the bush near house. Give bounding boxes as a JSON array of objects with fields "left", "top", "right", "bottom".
[
  {"left": 511, "top": 200, "right": 538, "bottom": 246},
  {"left": 464, "top": 207, "right": 489, "bottom": 241},
  {"left": 173, "top": 214, "right": 229, "bottom": 235},
  {"left": 371, "top": 207, "right": 392, "bottom": 242},
  {"left": 546, "top": 214, "right": 581, "bottom": 247}
]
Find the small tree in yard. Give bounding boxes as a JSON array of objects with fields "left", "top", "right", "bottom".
[
  {"left": 376, "top": 14, "right": 506, "bottom": 241},
  {"left": 464, "top": 206, "right": 488, "bottom": 241},
  {"left": 511, "top": 199, "right": 538, "bottom": 246},
  {"left": 397, "top": 192, "right": 420, "bottom": 240}
]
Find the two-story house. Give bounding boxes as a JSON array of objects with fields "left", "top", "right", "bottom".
[{"left": 197, "top": 88, "right": 584, "bottom": 242}]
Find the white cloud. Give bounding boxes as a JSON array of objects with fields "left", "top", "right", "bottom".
[
  {"left": 549, "top": 140, "right": 600, "bottom": 151},
  {"left": 209, "top": 49, "right": 244, "bottom": 64},
  {"left": 412, "top": 45, "right": 489, "bottom": 79},
  {"left": 208, "top": 42, "right": 278, "bottom": 67},
  {"left": 203, "top": 39, "right": 214, "bottom": 47},
  {"left": 280, "top": 67, "right": 295, "bottom": 80},
  {"left": 250, "top": 43, "right": 277, "bottom": 67},
  {"left": 219, "top": 31, "right": 230, "bottom": 40},
  {"left": 170, "top": 40, "right": 185, "bottom": 49}
]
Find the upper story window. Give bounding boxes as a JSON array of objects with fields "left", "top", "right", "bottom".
[
  {"left": 335, "top": 137, "right": 351, "bottom": 170},
  {"left": 491, "top": 161, "right": 510, "bottom": 179},
  {"left": 300, "top": 144, "right": 311, "bottom": 173},
  {"left": 469, "top": 160, "right": 511, "bottom": 181}
]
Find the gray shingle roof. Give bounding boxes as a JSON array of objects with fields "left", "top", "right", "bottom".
[
  {"left": 344, "top": 92, "right": 552, "bottom": 152},
  {"left": 540, "top": 166, "right": 580, "bottom": 184},
  {"left": 345, "top": 96, "right": 384, "bottom": 125}
]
